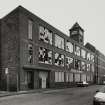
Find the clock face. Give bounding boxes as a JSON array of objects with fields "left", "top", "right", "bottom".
[{"left": 71, "top": 30, "right": 77, "bottom": 35}]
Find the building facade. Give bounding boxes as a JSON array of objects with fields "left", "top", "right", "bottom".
[
  {"left": 85, "top": 43, "right": 105, "bottom": 85},
  {"left": 0, "top": 6, "right": 103, "bottom": 91},
  {"left": 95, "top": 50, "right": 105, "bottom": 84}
]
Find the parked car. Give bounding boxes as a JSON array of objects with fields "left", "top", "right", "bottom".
[
  {"left": 103, "top": 81, "right": 105, "bottom": 85},
  {"left": 76, "top": 81, "right": 88, "bottom": 87},
  {"left": 93, "top": 86, "right": 105, "bottom": 105}
]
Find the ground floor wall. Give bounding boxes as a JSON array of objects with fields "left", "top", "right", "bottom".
[
  {"left": 19, "top": 68, "right": 94, "bottom": 91},
  {"left": 0, "top": 67, "right": 18, "bottom": 91},
  {"left": 19, "top": 69, "right": 50, "bottom": 90},
  {"left": 0, "top": 67, "right": 94, "bottom": 91},
  {"left": 50, "top": 71, "right": 94, "bottom": 88},
  {"left": 97, "top": 75, "right": 105, "bottom": 84}
]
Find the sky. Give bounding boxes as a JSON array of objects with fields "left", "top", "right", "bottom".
[{"left": 0, "top": 0, "right": 105, "bottom": 54}]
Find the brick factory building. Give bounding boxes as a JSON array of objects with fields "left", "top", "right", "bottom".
[{"left": 0, "top": 6, "right": 104, "bottom": 91}]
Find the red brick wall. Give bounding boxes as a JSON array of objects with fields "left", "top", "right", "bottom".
[{"left": 1, "top": 9, "right": 20, "bottom": 91}]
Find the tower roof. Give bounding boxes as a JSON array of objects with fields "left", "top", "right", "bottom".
[{"left": 70, "top": 22, "right": 84, "bottom": 32}]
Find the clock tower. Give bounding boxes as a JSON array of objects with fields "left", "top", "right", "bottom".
[{"left": 69, "top": 22, "right": 84, "bottom": 45}]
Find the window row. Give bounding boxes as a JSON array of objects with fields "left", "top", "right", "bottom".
[
  {"left": 38, "top": 47, "right": 73, "bottom": 67},
  {"left": 39, "top": 26, "right": 94, "bottom": 62},
  {"left": 55, "top": 72, "right": 93, "bottom": 82},
  {"left": 66, "top": 73, "right": 73, "bottom": 82},
  {"left": 39, "top": 26, "right": 52, "bottom": 45},
  {"left": 55, "top": 72, "right": 64, "bottom": 82},
  {"left": 28, "top": 20, "right": 33, "bottom": 40},
  {"left": 38, "top": 47, "right": 94, "bottom": 72},
  {"left": 28, "top": 22, "right": 94, "bottom": 62},
  {"left": 39, "top": 47, "right": 52, "bottom": 64},
  {"left": 28, "top": 43, "right": 33, "bottom": 64}
]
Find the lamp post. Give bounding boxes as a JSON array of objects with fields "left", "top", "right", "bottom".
[{"left": 5, "top": 68, "right": 9, "bottom": 91}]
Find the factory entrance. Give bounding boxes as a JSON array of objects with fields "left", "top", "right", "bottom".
[
  {"left": 26, "top": 71, "right": 34, "bottom": 89},
  {"left": 39, "top": 71, "right": 49, "bottom": 89}
]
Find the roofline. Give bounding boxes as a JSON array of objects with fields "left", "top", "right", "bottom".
[{"left": 0, "top": 5, "right": 95, "bottom": 54}]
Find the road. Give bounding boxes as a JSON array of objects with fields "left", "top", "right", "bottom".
[{"left": 0, "top": 85, "right": 103, "bottom": 105}]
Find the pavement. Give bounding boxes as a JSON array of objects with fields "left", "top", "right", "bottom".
[
  {"left": 0, "top": 85, "right": 103, "bottom": 98},
  {"left": 0, "top": 88, "right": 50, "bottom": 97},
  {"left": 0, "top": 87, "right": 73, "bottom": 97},
  {"left": 0, "top": 85, "right": 103, "bottom": 105}
]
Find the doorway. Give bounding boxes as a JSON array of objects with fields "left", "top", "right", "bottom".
[
  {"left": 26, "top": 71, "right": 34, "bottom": 89},
  {"left": 39, "top": 71, "right": 48, "bottom": 89}
]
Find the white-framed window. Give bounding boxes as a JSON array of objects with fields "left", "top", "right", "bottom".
[
  {"left": 39, "top": 47, "right": 52, "bottom": 64},
  {"left": 91, "top": 64, "right": 94, "bottom": 72},
  {"left": 66, "top": 72, "right": 69, "bottom": 82},
  {"left": 66, "top": 56, "right": 73, "bottom": 69},
  {"left": 91, "top": 54, "right": 94, "bottom": 62},
  {"left": 81, "top": 74, "right": 86, "bottom": 81},
  {"left": 87, "top": 64, "right": 90, "bottom": 71},
  {"left": 58, "top": 72, "right": 62, "bottom": 82},
  {"left": 66, "top": 72, "right": 73, "bottom": 82},
  {"left": 81, "top": 49, "right": 86, "bottom": 59},
  {"left": 61, "top": 72, "right": 64, "bottom": 82},
  {"left": 55, "top": 72, "right": 64, "bottom": 82},
  {"left": 66, "top": 41, "right": 73, "bottom": 53},
  {"left": 28, "top": 20, "right": 33, "bottom": 40},
  {"left": 87, "top": 52, "right": 91, "bottom": 61},
  {"left": 75, "top": 59, "right": 81, "bottom": 70},
  {"left": 75, "top": 45, "right": 80, "bottom": 56},
  {"left": 55, "top": 34, "right": 64, "bottom": 49},
  {"left": 69, "top": 73, "right": 73, "bottom": 82},
  {"left": 39, "top": 26, "right": 52, "bottom": 45},
  {"left": 75, "top": 74, "right": 80, "bottom": 82},
  {"left": 55, "top": 72, "right": 59, "bottom": 82},
  {"left": 81, "top": 61, "right": 85, "bottom": 71},
  {"left": 55, "top": 53, "right": 64, "bottom": 66},
  {"left": 87, "top": 75, "right": 90, "bottom": 81},
  {"left": 28, "top": 43, "right": 33, "bottom": 64}
]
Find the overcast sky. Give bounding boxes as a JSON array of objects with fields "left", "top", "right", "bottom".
[{"left": 0, "top": 0, "right": 105, "bottom": 54}]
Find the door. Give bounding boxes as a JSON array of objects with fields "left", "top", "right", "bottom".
[
  {"left": 27, "top": 71, "right": 34, "bottom": 89},
  {"left": 39, "top": 71, "right": 48, "bottom": 89},
  {"left": 42, "top": 77, "right": 46, "bottom": 88}
]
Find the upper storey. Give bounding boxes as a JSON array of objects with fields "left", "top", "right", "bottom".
[
  {"left": 69, "top": 22, "right": 84, "bottom": 45},
  {"left": 0, "top": 6, "right": 95, "bottom": 67}
]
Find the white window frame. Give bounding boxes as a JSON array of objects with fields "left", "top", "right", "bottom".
[
  {"left": 55, "top": 34, "right": 64, "bottom": 50},
  {"left": 66, "top": 41, "right": 73, "bottom": 53},
  {"left": 28, "top": 20, "right": 33, "bottom": 40}
]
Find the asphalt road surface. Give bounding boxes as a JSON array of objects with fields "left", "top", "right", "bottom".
[{"left": 0, "top": 85, "right": 103, "bottom": 105}]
